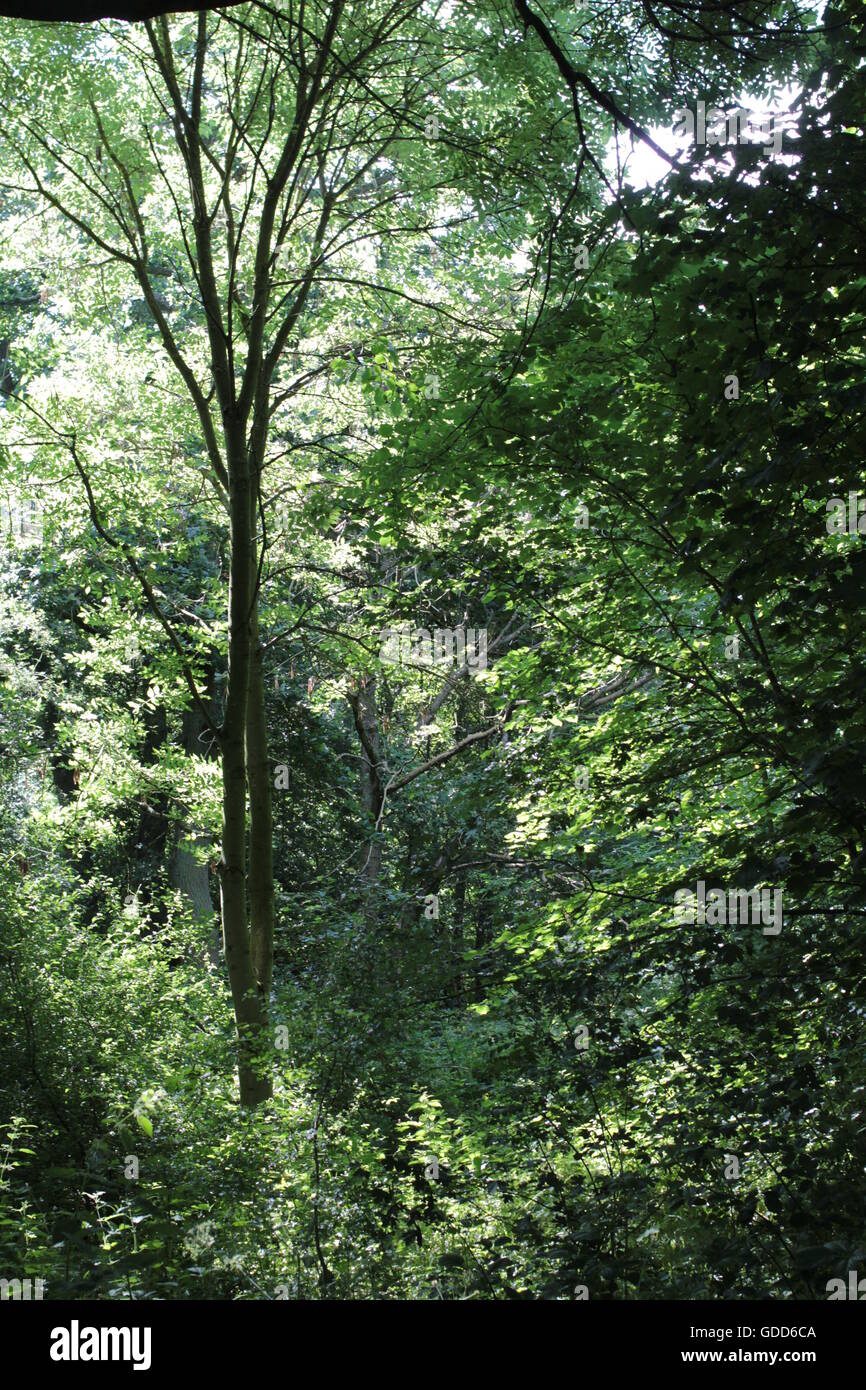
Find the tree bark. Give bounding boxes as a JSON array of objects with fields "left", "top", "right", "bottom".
[
  {"left": 169, "top": 704, "right": 219, "bottom": 969},
  {"left": 218, "top": 437, "right": 272, "bottom": 1106},
  {"left": 452, "top": 867, "right": 467, "bottom": 1005},
  {"left": 348, "top": 676, "right": 385, "bottom": 892},
  {"left": 246, "top": 597, "right": 275, "bottom": 997}
]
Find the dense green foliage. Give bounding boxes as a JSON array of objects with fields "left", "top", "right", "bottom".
[{"left": 1, "top": 0, "right": 864, "bottom": 1299}]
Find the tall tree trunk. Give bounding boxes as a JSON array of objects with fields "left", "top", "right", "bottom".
[
  {"left": 219, "top": 442, "right": 272, "bottom": 1106},
  {"left": 246, "top": 597, "right": 275, "bottom": 997}
]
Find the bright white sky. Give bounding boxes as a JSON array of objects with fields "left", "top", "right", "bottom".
[
  {"left": 607, "top": 126, "right": 676, "bottom": 189},
  {"left": 606, "top": 87, "right": 800, "bottom": 189}
]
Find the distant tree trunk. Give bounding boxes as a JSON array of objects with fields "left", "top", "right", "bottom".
[
  {"left": 41, "top": 694, "right": 76, "bottom": 800},
  {"left": 349, "top": 676, "right": 385, "bottom": 894},
  {"left": 138, "top": 702, "right": 169, "bottom": 867},
  {"left": 452, "top": 868, "right": 467, "bottom": 1004},
  {"left": 475, "top": 897, "right": 491, "bottom": 1004},
  {"left": 169, "top": 703, "right": 219, "bottom": 968}
]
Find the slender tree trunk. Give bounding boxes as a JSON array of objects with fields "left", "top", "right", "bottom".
[
  {"left": 349, "top": 675, "right": 384, "bottom": 892},
  {"left": 170, "top": 703, "right": 219, "bottom": 969},
  {"left": 247, "top": 598, "right": 275, "bottom": 997},
  {"left": 42, "top": 694, "right": 77, "bottom": 800},
  {"left": 452, "top": 868, "right": 467, "bottom": 1005},
  {"left": 475, "top": 898, "right": 490, "bottom": 1004},
  {"left": 449, "top": 689, "right": 468, "bottom": 1002},
  {"left": 218, "top": 439, "right": 272, "bottom": 1106},
  {"left": 138, "top": 702, "right": 169, "bottom": 868}
]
